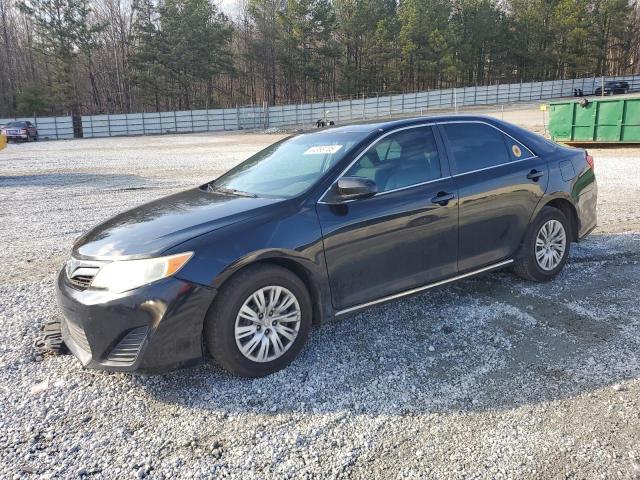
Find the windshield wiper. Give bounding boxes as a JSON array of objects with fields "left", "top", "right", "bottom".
[{"left": 207, "top": 184, "right": 258, "bottom": 198}]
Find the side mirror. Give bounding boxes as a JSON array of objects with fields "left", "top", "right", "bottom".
[{"left": 336, "top": 176, "right": 377, "bottom": 201}]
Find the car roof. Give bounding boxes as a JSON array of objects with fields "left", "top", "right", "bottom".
[{"left": 326, "top": 114, "right": 514, "bottom": 133}]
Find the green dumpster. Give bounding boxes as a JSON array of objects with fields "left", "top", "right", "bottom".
[{"left": 549, "top": 97, "right": 640, "bottom": 143}]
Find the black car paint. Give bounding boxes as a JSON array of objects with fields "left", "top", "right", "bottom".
[
  {"left": 316, "top": 126, "right": 458, "bottom": 310},
  {"left": 594, "top": 81, "right": 630, "bottom": 95},
  {"left": 73, "top": 189, "right": 283, "bottom": 259},
  {"left": 56, "top": 115, "right": 597, "bottom": 372},
  {"left": 437, "top": 126, "right": 550, "bottom": 271},
  {"left": 56, "top": 272, "right": 216, "bottom": 371}
]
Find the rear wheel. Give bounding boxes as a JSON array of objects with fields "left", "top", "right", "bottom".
[
  {"left": 513, "top": 206, "right": 570, "bottom": 282},
  {"left": 204, "top": 264, "right": 312, "bottom": 377}
]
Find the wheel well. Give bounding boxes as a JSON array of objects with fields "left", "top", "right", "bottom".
[
  {"left": 544, "top": 198, "right": 579, "bottom": 241},
  {"left": 218, "top": 258, "right": 323, "bottom": 325}
]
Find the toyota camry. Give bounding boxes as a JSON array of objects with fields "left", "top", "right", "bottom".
[{"left": 56, "top": 116, "right": 597, "bottom": 377}]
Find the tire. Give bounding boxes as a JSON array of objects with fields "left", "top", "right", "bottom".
[
  {"left": 204, "top": 264, "right": 312, "bottom": 377},
  {"left": 512, "top": 206, "right": 571, "bottom": 282}
]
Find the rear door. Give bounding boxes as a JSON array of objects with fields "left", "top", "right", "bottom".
[
  {"left": 317, "top": 125, "right": 459, "bottom": 311},
  {"left": 438, "top": 121, "right": 548, "bottom": 272}
]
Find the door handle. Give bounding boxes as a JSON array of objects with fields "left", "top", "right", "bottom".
[
  {"left": 526, "top": 169, "right": 545, "bottom": 181},
  {"left": 431, "top": 191, "right": 455, "bottom": 206}
]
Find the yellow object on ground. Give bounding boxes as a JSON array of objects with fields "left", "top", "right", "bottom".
[{"left": 0, "top": 133, "right": 7, "bottom": 151}]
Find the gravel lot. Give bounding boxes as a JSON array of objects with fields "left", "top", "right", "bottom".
[{"left": 1, "top": 128, "right": 640, "bottom": 479}]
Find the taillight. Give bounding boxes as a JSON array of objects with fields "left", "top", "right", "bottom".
[
  {"left": 585, "top": 151, "right": 594, "bottom": 170},
  {"left": 20, "top": 128, "right": 26, "bottom": 134}
]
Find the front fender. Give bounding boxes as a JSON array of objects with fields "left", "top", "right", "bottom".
[{"left": 166, "top": 205, "right": 333, "bottom": 323}]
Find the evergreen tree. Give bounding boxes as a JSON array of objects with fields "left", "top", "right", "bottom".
[
  {"left": 398, "top": 0, "right": 453, "bottom": 90},
  {"left": 2, "top": 0, "right": 639, "bottom": 116},
  {"left": 18, "top": 0, "right": 102, "bottom": 113}
]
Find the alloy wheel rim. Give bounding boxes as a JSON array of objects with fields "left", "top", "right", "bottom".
[
  {"left": 535, "top": 219, "right": 566, "bottom": 271},
  {"left": 234, "top": 286, "right": 301, "bottom": 363}
]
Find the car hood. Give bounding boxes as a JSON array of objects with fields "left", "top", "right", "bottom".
[{"left": 73, "top": 188, "right": 282, "bottom": 259}]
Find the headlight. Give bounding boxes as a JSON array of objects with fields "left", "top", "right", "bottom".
[{"left": 90, "top": 252, "right": 193, "bottom": 293}]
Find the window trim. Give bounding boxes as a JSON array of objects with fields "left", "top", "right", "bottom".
[
  {"left": 318, "top": 119, "right": 539, "bottom": 205},
  {"left": 318, "top": 123, "right": 447, "bottom": 204},
  {"left": 437, "top": 120, "right": 536, "bottom": 176}
]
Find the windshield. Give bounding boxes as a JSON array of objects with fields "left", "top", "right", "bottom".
[{"left": 209, "top": 130, "right": 370, "bottom": 198}]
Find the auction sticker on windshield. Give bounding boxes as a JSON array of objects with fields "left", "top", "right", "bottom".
[{"left": 304, "top": 145, "right": 343, "bottom": 155}]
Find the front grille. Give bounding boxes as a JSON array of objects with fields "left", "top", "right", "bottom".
[
  {"left": 69, "top": 275, "right": 94, "bottom": 290},
  {"left": 63, "top": 319, "right": 91, "bottom": 353},
  {"left": 106, "top": 327, "right": 148, "bottom": 365},
  {"left": 66, "top": 260, "right": 101, "bottom": 291}
]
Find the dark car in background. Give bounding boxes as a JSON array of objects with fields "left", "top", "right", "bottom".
[
  {"left": 594, "top": 81, "right": 630, "bottom": 96},
  {"left": 1, "top": 120, "right": 38, "bottom": 142},
  {"left": 56, "top": 115, "right": 597, "bottom": 377}
]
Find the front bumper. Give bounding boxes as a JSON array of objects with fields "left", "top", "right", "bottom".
[{"left": 55, "top": 269, "right": 217, "bottom": 372}]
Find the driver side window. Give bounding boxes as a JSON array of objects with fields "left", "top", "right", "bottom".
[{"left": 345, "top": 126, "right": 442, "bottom": 193}]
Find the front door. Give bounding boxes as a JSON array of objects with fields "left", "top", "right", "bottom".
[{"left": 316, "top": 125, "right": 459, "bottom": 311}]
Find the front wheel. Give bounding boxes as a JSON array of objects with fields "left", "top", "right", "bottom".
[
  {"left": 204, "top": 264, "right": 312, "bottom": 377},
  {"left": 513, "top": 206, "right": 570, "bottom": 282}
]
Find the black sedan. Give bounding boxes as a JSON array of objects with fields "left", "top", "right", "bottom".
[
  {"left": 56, "top": 116, "right": 597, "bottom": 377},
  {"left": 594, "top": 81, "right": 630, "bottom": 96}
]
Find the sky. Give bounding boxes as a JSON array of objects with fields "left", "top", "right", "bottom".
[{"left": 216, "top": 0, "right": 242, "bottom": 17}]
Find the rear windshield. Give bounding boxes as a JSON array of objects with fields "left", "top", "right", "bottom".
[
  {"left": 209, "top": 130, "right": 370, "bottom": 198},
  {"left": 7, "top": 121, "right": 26, "bottom": 127}
]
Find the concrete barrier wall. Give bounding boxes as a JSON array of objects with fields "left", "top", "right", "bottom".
[{"left": 2, "top": 75, "right": 638, "bottom": 140}]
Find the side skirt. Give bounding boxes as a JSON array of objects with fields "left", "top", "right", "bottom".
[{"left": 334, "top": 259, "right": 514, "bottom": 316}]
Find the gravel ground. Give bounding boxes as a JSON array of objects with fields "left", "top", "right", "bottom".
[{"left": 1, "top": 129, "right": 640, "bottom": 479}]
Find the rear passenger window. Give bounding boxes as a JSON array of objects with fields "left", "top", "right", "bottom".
[{"left": 442, "top": 123, "right": 510, "bottom": 174}]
